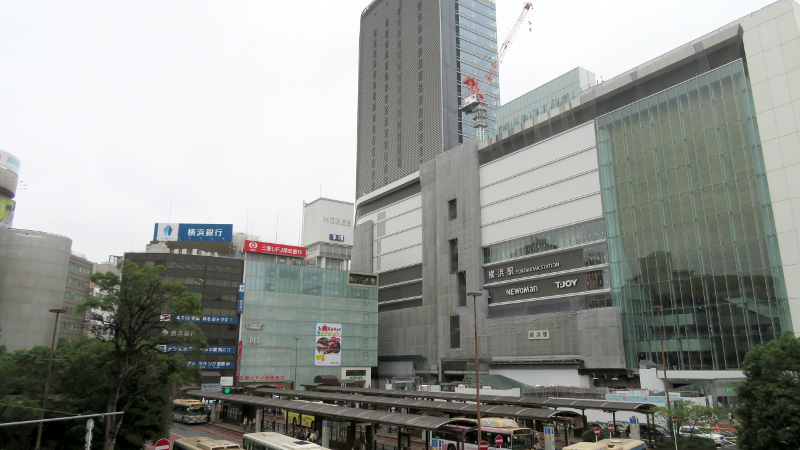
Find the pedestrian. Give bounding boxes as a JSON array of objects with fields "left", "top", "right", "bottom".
[
  {"left": 354, "top": 433, "right": 363, "bottom": 450},
  {"left": 242, "top": 418, "right": 249, "bottom": 432},
  {"left": 728, "top": 412, "right": 733, "bottom": 424}
]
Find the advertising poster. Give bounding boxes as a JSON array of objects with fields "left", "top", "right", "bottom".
[
  {"left": 0, "top": 197, "right": 15, "bottom": 228},
  {"left": 314, "top": 323, "right": 342, "bottom": 366}
]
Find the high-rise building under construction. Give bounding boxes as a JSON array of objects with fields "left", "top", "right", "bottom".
[{"left": 355, "top": 0, "right": 500, "bottom": 197}]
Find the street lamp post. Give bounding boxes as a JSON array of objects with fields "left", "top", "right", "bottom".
[
  {"left": 35, "top": 308, "right": 67, "bottom": 450},
  {"left": 467, "top": 292, "right": 483, "bottom": 440},
  {"left": 652, "top": 305, "right": 676, "bottom": 450},
  {"left": 294, "top": 337, "right": 300, "bottom": 389}
]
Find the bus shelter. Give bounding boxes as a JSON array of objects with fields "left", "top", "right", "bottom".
[
  {"left": 304, "top": 386, "right": 657, "bottom": 443},
  {"left": 187, "top": 390, "right": 472, "bottom": 450},
  {"left": 255, "top": 388, "right": 581, "bottom": 446}
]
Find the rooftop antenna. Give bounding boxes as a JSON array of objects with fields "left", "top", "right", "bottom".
[
  {"left": 168, "top": 200, "right": 172, "bottom": 223},
  {"left": 275, "top": 207, "right": 279, "bottom": 243},
  {"left": 246, "top": 209, "right": 250, "bottom": 237}
]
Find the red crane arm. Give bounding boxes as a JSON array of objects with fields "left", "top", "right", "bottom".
[{"left": 486, "top": 2, "right": 532, "bottom": 83}]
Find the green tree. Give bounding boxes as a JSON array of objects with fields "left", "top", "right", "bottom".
[
  {"left": 735, "top": 332, "right": 800, "bottom": 450},
  {"left": 79, "top": 259, "right": 206, "bottom": 450}
]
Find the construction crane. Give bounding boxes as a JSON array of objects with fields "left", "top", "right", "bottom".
[{"left": 460, "top": 2, "right": 533, "bottom": 141}]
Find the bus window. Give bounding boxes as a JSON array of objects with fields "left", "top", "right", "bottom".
[
  {"left": 511, "top": 434, "right": 532, "bottom": 450},
  {"left": 464, "top": 431, "right": 478, "bottom": 445}
]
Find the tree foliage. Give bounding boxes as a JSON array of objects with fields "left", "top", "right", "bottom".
[
  {"left": 0, "top": 260, "right": 206, "bottom": 450},
  {"left": 78, "top": 259, "right": 206, "bottom": 450},
  {"left": 735, "top": 332, "right": 800, "bottom": 450}
]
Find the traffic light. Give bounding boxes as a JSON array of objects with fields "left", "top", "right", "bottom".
[{"left": 223, "top": 388, "right": 231, "bottom": 394}]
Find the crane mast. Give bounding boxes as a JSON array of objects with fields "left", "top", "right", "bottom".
[{"left": 460, "top": 2, "right": 533, "bottom": 141}]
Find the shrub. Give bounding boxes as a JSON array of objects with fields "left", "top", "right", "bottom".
[{"left": 580, "top": 429, "right": 609, "bottom": 442}]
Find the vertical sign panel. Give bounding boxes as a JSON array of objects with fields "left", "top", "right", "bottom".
[
  {"left": 314, "top": 323, "right": 342, "bottom": 366},
  {"left": 237, "top": 283, "right": 245, "bottom": 314}
]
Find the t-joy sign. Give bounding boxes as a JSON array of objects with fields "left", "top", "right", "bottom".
[{"left": 555, "top": 279, "right": 578, "bottom": 289}]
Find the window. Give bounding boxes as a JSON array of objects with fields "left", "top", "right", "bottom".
[
  {"left": 449, "top": 239, "right": 458, "bottom": 273},
  {"left": 449, "top": 315, "right": 460, "bottom": 349},
  {"left": 448, "top": 198, "right": 457, "bottom": 220},
  {"left": 457, "top": 272, "right": 467, "bottom": 307}
]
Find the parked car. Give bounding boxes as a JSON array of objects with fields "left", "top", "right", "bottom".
[
  {"left": 626, "top": 423, "right": 671, "bottom": 438},
  {"left": 678, "top": 426, "right": 725, "bottom": 446}
]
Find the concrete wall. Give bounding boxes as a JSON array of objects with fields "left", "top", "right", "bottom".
[
  {"left": 489, "top": 367, "right": 591, "bottom": 388},
  {"left": 478, "top": 121, "right": 602, "bottom": 246},
  {"left": 741, "top": 0, "right": 800, "bottom": 333},
  {"left": 0, "top": 228, "right": 72, "bottom": 351}
]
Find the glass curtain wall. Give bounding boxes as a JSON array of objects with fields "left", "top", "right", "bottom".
[
  {"left": 596, "top": 59, "right": 792, "bottom": 371},
  {"left": 241, "top": 254, "right": 378, "bottom": 385},
  {"left": 455, "top": 0, "right": 498, "bottom": 142}
]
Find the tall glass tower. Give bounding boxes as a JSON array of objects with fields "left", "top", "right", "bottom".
[{"left": 355, "top": 0, "right": 499, "bottom": 198}]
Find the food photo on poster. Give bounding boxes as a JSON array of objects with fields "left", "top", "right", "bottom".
[{"left": 314, "top": 322, "right": 342, "bottom": 366}]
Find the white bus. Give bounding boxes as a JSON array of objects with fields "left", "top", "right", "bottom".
[{"left": 243, "top": 432, "right": 328, "bottom": 450}]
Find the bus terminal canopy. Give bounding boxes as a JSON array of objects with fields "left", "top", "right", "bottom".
[
  {"left": 308, "top": 386, "right": 655, "bottom": 414},
  {"left": 187, "top": 391, "right": 483, "bottom": 431},
  {"left": 255, "top": 388, "right": 571, "bottom": 422}
]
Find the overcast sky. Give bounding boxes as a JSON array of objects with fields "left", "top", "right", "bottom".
[{"left": 0, "top": 0, "right": 776, "bottom": 261}]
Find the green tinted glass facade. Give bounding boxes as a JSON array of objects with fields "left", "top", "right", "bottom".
[
  {"left": 240, "top": 254, "right": 378, "bottom": 385},
  {"left": 596, "top": 60, "right": 792, "bottom": 371}
]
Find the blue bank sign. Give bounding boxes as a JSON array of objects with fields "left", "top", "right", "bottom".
[{"left": 153, "top": 223, "right": 233, "bottom": 242}]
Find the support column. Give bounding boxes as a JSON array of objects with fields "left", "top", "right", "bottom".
[
  {"left": 347, "top": 421, "right": 356, "bottom": 450},
  {"left": 611, "top": 411, "right": 617, "bottom": 438},
  {"left": 256, "top": 408, "right": 262, "bottom": 432}
]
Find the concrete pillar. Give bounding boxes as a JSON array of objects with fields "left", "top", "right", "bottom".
[{"left": 256, "top": 409, "right": 262, "bottom": 432}]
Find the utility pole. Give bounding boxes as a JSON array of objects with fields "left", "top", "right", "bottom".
[
  {"left": 294, "top": 337, "right": 301, "bottom": 389},
  {"left": 468, "top": 292, "right": 483, "bottom": 440},
  {"left": 35, "top": 308, "right": 67, "bottom": 449}
]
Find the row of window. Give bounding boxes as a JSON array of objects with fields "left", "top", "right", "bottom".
[
  {"left": 457, "top": 15, "right": 497, "bottom": 39},
  {"left": 64, "top": 291, "right": 87, "bottom": 303},
  {"left": 456, "top": 0, "right": 496, "bottom": 18},
  {"left": 457, "top": 39, "right": 497, "bottom": 62},
  {"left": 483, "top": 219, "right": 608, "bottom": 264},
  {"left": 455, "top": 1, "right": 496, "bottom": 26},
  {"left": 67, "top": 276, "right": 89, "bottom": 288},
  {"left": 69, "top": 261, "right": 91, "bottom": 274},
  {"left": 457, "top": 27, "right": 497, "bottom": 52},
  {"left": 163, "top": 276, "right": 240, "bottom": 288}
]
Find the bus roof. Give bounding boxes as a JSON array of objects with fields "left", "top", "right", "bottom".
[
  {"left": 243, "top": 432, "right": 327, "bottom": 450},
  {"left": 174, "top": 399, "right": 206, "bottom": 405},
  {"left": 449, "top": 417, "right": 525, "bottom": 430},
  {"left": 174, "top": 437, "right": 241, "bottom": 450}
]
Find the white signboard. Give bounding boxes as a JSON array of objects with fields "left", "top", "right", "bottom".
[
  {"left": 220, "top": 376, "right": 234, "bottom": 386},
  {"left": 528, "top": 330, "right": 550, "bottom": 340},
  {"left": 314, "top": 322, "right": 342, "bottom": 366}
]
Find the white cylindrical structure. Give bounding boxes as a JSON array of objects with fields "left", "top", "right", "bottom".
[{"left": 0, "top": 228, "right": 72, "bottom": 351}]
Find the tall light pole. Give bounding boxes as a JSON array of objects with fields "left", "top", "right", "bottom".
[
  {"left": 35, "top": 308, "right": 67, "bottom": 450},
  {"left": 294, "top": 337, "right": 300, "bottom": 389},
  {"left": 652, "top": 305, "right": 675, "bottom": 448},
  {"left": 467, "top": 292, "right": 483, "bottom": 440}
]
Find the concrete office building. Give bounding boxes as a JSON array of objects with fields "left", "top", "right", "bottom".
[
  {"left": 125, "top": 252, "right": 244, "bottom": 378},
  {"left": 61, "top": 253, "right": 93, "bottom": 339},
  {"left": 239, "top": 244, "right": 379, "bottom": 388},
  {"left": 239, "top": 199, "right": 379, "bottom": 388},
  {"left": 302, "top": 198, "right": 355, "bottom": 270},
  {"left": 352, "top": 0, "right": 800, "bottom": 393},
  {"left": 0, "top": 228, "right": 72, "bottom": 352},
  {"left": 356, "top": 0, "right": 500, "bottom": 197}
]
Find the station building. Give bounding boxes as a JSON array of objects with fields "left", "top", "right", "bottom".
[{"left": 351, "top": 0, "right": 800, "bottom": 392}]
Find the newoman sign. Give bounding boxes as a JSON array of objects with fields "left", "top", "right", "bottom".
[{"left": 487, "top": 272, "right": 587, "bottom": 304}]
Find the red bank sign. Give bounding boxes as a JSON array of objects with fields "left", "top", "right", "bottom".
[{"left": 244, "top": 240, "right": 306, "bottom": 258}]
